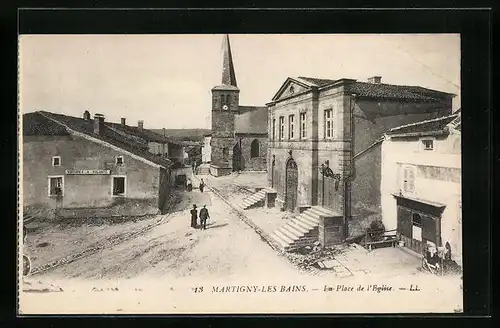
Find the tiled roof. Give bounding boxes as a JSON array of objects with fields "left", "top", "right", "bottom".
[
  {"left": 28, "top": 111, "right": 172, "bottom": 168},
  {"left": 109, "top": 123, "right": 182, "bottom": 145},
  {"left": 348, "top": 82, "right": 453, "bottom": 102},
  {"left": 386, "top": 113, "right": 459, "bottom": 136},
  {"left": 292, "top": 76, "right": 454, "bottom": 102},
  {"left": 234, "top": 106, "right": 268, "bottom": 134},
  {"left": 23, "top": 112, "right": 69, "bottom": 136},
  {"left": 297, "top": 76, "right": 337, "bottom": 87}
]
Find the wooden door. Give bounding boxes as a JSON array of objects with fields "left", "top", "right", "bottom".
[
  {"left": 285, "top": 159, "right": 298, "bottom": 211},
  {"left": 232, "top": 143, "right": 242, "bottom": 172}
]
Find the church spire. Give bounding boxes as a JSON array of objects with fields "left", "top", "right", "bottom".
[{"left": 221, "top": 34, "right": 238, "bottom": 87}]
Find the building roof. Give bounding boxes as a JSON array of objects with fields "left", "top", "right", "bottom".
[
  {"left": 221, "top": 34, "right": 238, "bottom": 87},
  {"left": 347, "top": 82, "right": 454, "bottom": 102},
  {"left": 386, "top": 113, "right": 460, "bottom": 136},
  {"left": 25, "top": 111, "right": 172, "bottom": 168},
  {"left": 234, "top": 106, "right": 268, "bottom": 134},
  {"left": 272, "top": 76, "right": 455, "bottom": 103},
  {"left": 297, "top": 76, "right": 337, "bottom": 87},
  {"left": 108, "top": 122, "right": 183, "bottom": 146},
  {"left": 23, "top": 112, "right": 70, "bottom": 136}
]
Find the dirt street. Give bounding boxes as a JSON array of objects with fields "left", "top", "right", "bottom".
[{"left": 39, "top": 188, "right": 306, "bottom": 283}]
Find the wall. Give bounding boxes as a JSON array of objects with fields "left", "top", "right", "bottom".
[
  {"left": 23, "top": 134, "right": 162, "bottom": 216},
  {"left": 202, "top": 136, "right": 212, "bottom": 163},
  {"left": 381, "top": 132, "right": 461, "bottom": 265},
  {"left": 351, "top": 107, "right": 447, "bottom": 217},
  {"left": 238, "top": 135, "right": 267, "bottom": 171},
  {"left": 158, "top": 167, "right": 172, "bottom": 213},
  {"left": 149, "top": 142, "right": 167, "bottom": 156}
]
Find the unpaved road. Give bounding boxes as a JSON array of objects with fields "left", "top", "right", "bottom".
[{"left": 39, "top": 188, "right": 307, "bottom": 283}]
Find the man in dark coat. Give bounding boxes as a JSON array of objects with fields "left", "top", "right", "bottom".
[
  {"left": 199, "top": 205, "right": 210, "bottom": 230},
  {"left": 199, "top": 178, "right": 205, "bottom": 193},
  {"left": 190, "top": 204, "right": 198, "bottom": 228}
]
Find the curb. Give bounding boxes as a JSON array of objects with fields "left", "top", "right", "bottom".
[{"left": 192, "top": 176, "right": 285, "bottom": 255}]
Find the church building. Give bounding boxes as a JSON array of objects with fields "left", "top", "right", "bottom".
[{"left": 208, "top": 35, "right": 268, "bottom": 177}]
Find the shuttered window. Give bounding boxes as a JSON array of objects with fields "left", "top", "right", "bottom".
[{"left": 402, "top": 165, "right": 416, "bottom": 193}]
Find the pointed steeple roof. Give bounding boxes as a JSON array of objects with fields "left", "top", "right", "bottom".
[{"left": 221, "top": 34, "right": 238, "bottom": 87}]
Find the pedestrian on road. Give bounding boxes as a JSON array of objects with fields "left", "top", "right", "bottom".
[
  {"left": 186, "top": 178, "right": 192, "bottom": 192},
  {"left": 199, "top": 205, "right": 210, "bottom": 230},
  {"left": 190, "top": 204, "right": 198, "bottom": 228},
  {"left": 199, "top": 178, "right": 205, "bottom": 193}
]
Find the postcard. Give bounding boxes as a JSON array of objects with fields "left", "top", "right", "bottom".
[{"left": 18, "top": 33, "right": 463, "bottom": 314}]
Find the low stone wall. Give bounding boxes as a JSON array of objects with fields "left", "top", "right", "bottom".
[
  {"left": 209, "top": 165, "right": 232, "bottom": 177},
  {"left": 318, "top": 216, "right": 345, "bottom": 247}
]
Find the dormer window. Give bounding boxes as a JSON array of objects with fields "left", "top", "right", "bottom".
[
  {"left": 116, "top": 156, "right": 124, "bottom": 165},
  {"left": 421, "top": 139, "right": 434, "bottom": 151},
  {"left": 52, "top": 156, "right": 61, "bottom": 167}
]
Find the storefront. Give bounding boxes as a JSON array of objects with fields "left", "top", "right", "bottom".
[{"left": 393, "top": 194, "right": 445, "bottom": 254}]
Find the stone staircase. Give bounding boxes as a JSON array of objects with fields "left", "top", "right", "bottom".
[
  {"left": 271, "top": 206, "right": 336, "bottom": 252},
  {"left": 196, "top": 164, "right": 211, "bottom": 175},
  {"left": 234, "top": 188, "right": 268, "bottom": 210}
]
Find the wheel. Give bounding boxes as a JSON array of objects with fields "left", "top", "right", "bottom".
[{"left": 23, "top": 255, "right": 31, "bottom": 276}]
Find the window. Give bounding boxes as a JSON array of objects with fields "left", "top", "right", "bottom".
[
  {"left": 222, "top": 147, "right": 229, "bottom": 160},
  {"left": 279, "top": 116, "right": 285, "bottom": 140},
  {"left": 402, "top": 165, "right": 416, "bottom": 193},
  {"left": 116, "top": 156, "right": 124, "bottom": 165},
  {"left": 300, "top": 112, "right": 307, "bottom": 139},
  {"left": 422, "top": 139, "right": 434, "bottom": 151},
  {"left": 52, "top": 156, "right": 61, "bottom": 167},
  {"left": 412, "top": 213, "right": 423, "bottom": 241},
  {"left": 288, "top": 115, "right": 295, "bottom": 139},
  {"left": 251, "top": 139, "right": 260, "bottom": 158},
  {"left": 48, "top": 176, "right": 64, "bottom": 196},
  {"left": 272, "top": 119, "right": 276, "bottom": 140},
  {"left": 324, "top": 109, "right": 333, "bottom": 139},
  {"left": 112, "top": 176, "right": 126, "bottom": 196}
]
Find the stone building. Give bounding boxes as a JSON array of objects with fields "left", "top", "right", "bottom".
[
  {"left": 381, "top": 110, "right": 461, "bottom": 266},
  {"left": 208, "top": 35, "right": 268, "bottom": 176},
  {"left": 22, "top": 111, "right": 173, "bottom": 219},
  {"left": 266, "top": 76, "right": 455, "bottom": 242}
]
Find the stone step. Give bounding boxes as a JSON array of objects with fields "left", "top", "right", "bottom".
[
  {"left": 285, "top": 220, "right": 311, "bottom": 235},
  {"left": 274, "top": 229, "right": 294, "bottom": 245},
  {"left": 270, "top": 232, "right": 289, "bottom": 250},
  {"left": 278, "top": 225, "right": 303, "bottom": 240},
  {"left": 293, "top": 217, "right": 317, "bottom": 230},
  {"left": 301, "top": 210, "right": 320, "bottom": 222},
  {"left": 310, "top": 206, "right": 336, "bottom": 217},
  {"left": 298, "top": 212, "right": 320, "bottom": 226}
]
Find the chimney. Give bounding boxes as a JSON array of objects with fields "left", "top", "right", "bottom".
[
  {"left": 367, "top": 76, "right": 382, "bottom": 84},
  {"left": 83, "top": 110, "right": 91, "bottom": 121},
  {"left": 93, "top": 113, "right": 105, "bottom": 135},
  {"left": 138, "top": 120, "right": 144, "bottom": 131},
  {"left": 121, "top": 118, "right": 126, "bottom": 126}
]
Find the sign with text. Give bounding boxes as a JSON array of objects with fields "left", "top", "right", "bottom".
[{"left": 65, "top": 169, "right": 111, "bottom": 175}]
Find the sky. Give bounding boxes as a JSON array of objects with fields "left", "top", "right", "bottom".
[{"left": 19, "top": 34, "right": 460, "bottom": 129}]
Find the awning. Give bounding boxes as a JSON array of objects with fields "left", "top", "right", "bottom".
[{"left": 392, "top": 193, "right": 446, "bottom": 217}]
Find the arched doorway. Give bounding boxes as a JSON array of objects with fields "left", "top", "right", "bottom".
[
  {"left": 285, "top": 158, "right": 298, "bottom": 211},
  {"left": 232, "top": 143, "right": 242, "bottom": 172}
]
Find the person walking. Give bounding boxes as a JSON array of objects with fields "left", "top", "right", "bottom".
[
  {"left": 199, "top": 178, "right": 205, "bottom": 193},
  {"left": 199, "top": 205, "right": 210, "bottom": 230},
  {"left": 190, "top": 204, "right": 198, "bottom": 228},
  {"left": 186, "top": 178, "right": 192, "bottom": 192}
]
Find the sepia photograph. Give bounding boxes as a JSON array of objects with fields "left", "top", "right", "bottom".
[{"left": 18, "top": 33, "right": 463, "bottom": 314}]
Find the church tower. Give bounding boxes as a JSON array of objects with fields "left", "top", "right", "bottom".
[{"left": 210, "top": 34, "right": 240, "bottom": 176}]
